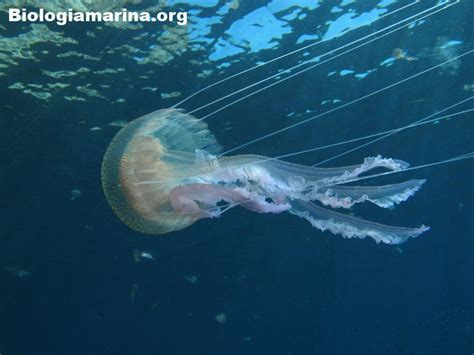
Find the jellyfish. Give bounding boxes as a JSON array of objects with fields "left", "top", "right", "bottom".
[
  {"left": 432, "top": 36, "right": 462, "bottom": 75},
  {"left": 101, "top": 109, "right": 429, "bottom": 245},
  {"left": 392, "top": 48, "right": 418, "bottom": 62},
  {"left": 101, "top": 1, "right": 473, "bottom": 245}
]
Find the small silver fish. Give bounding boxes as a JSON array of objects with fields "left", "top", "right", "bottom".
[
  {"left": 184, "top": 275, "right": 198, "bottom": 284},
  {"left": 140, "top": 252, "right": 153, "bottom": 260},
  {"left": 3, "top": 266, "right": 32, "bottom": 278}
]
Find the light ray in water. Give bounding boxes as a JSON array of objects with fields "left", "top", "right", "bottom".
[
  {"left": 170, "top": 0, "right": 422, "bottom": 110},
  {"left": 194, "top": 1, "right": 459, "bottom": 121},
  {"left": 220, "top": 50, "right": 473, "bottom": 156},
  {"left": 274, "top": 107, "right": 474, "bottom": 163},
  {"left": 313, "top": 96, "right": 474, "bottom": 166}
]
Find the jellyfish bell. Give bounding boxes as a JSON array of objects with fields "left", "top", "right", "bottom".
[
  {"left": 392, "top": 48, "right": 406, "bottom": 60},
  {"left": 392, "top": 48, "right": 418, "bottom": 62},
  {"left": 102, "top": 108, "right": 430, "bottom": 245},
  {"left": 101, "top": 109, "right": 223, "bottom": 234}
]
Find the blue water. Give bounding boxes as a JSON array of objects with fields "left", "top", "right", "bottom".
[{"left": 0, "top": 0, "right": 473, "bottom": 354}]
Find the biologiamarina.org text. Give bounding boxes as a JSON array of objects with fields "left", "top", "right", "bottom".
[{"left": 9, "top": 8, "right": 188, "bottom": 26}]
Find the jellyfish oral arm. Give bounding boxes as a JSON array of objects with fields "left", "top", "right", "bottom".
[
  {"left": 165, "top": 153, "right": 428, "bottom": 244},
  {"left": 289, "top": 200, "right": 429, "bottom": 245},
  {"left": 205, "top": 154, "right": 428, "bottom": 244},
  {"left": 313, "top": 179, "right": 426, "bottom": 209},
  {"left": 169, "top": 184, "right": 290, "bottom": 219}
]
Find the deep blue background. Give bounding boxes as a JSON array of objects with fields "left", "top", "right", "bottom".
[{"left": 0, "top": 1, "right": 473, "bottom": 354}]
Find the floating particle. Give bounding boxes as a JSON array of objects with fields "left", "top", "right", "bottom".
[
  {"left": 404, "top": 99, "right": 425, "bottom": 104},
  {"left": 184, "top": 275, "right": 198, "bottom": 284},
  {"left": 215, "top": 313, "right": 227, "bottom": 324},
  {"left": 133, "top": 249, "right": 141, "bottom": 262},
  {"left": 464, "top": 83, "right": 474, "bottom": 92},
  {"left": 130, "top": 284, "right": 139, "bottom": 305},
  {"left": 107, "top": 120, "right": 128, "bottom": 128},
  {"left": 64, "top": 95, "right": 86, "bottom": 102},
  {"left": 70, "top": 189, "right": 81, "bottom": 200},
  {"left": 133, "top": 249, "right": 154, "bottom": 262},
  {"left": 142, "top": 87, "right": 158, "bottom": 92},
  {"left": 89, "top": 126, "right": 102, "bottom": 131},
  {"left": 116, "top": 98, "right": 126, "bottom": 103},
  {"left": 161, "top": 91, "right": 181, "bottom": 99}
]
